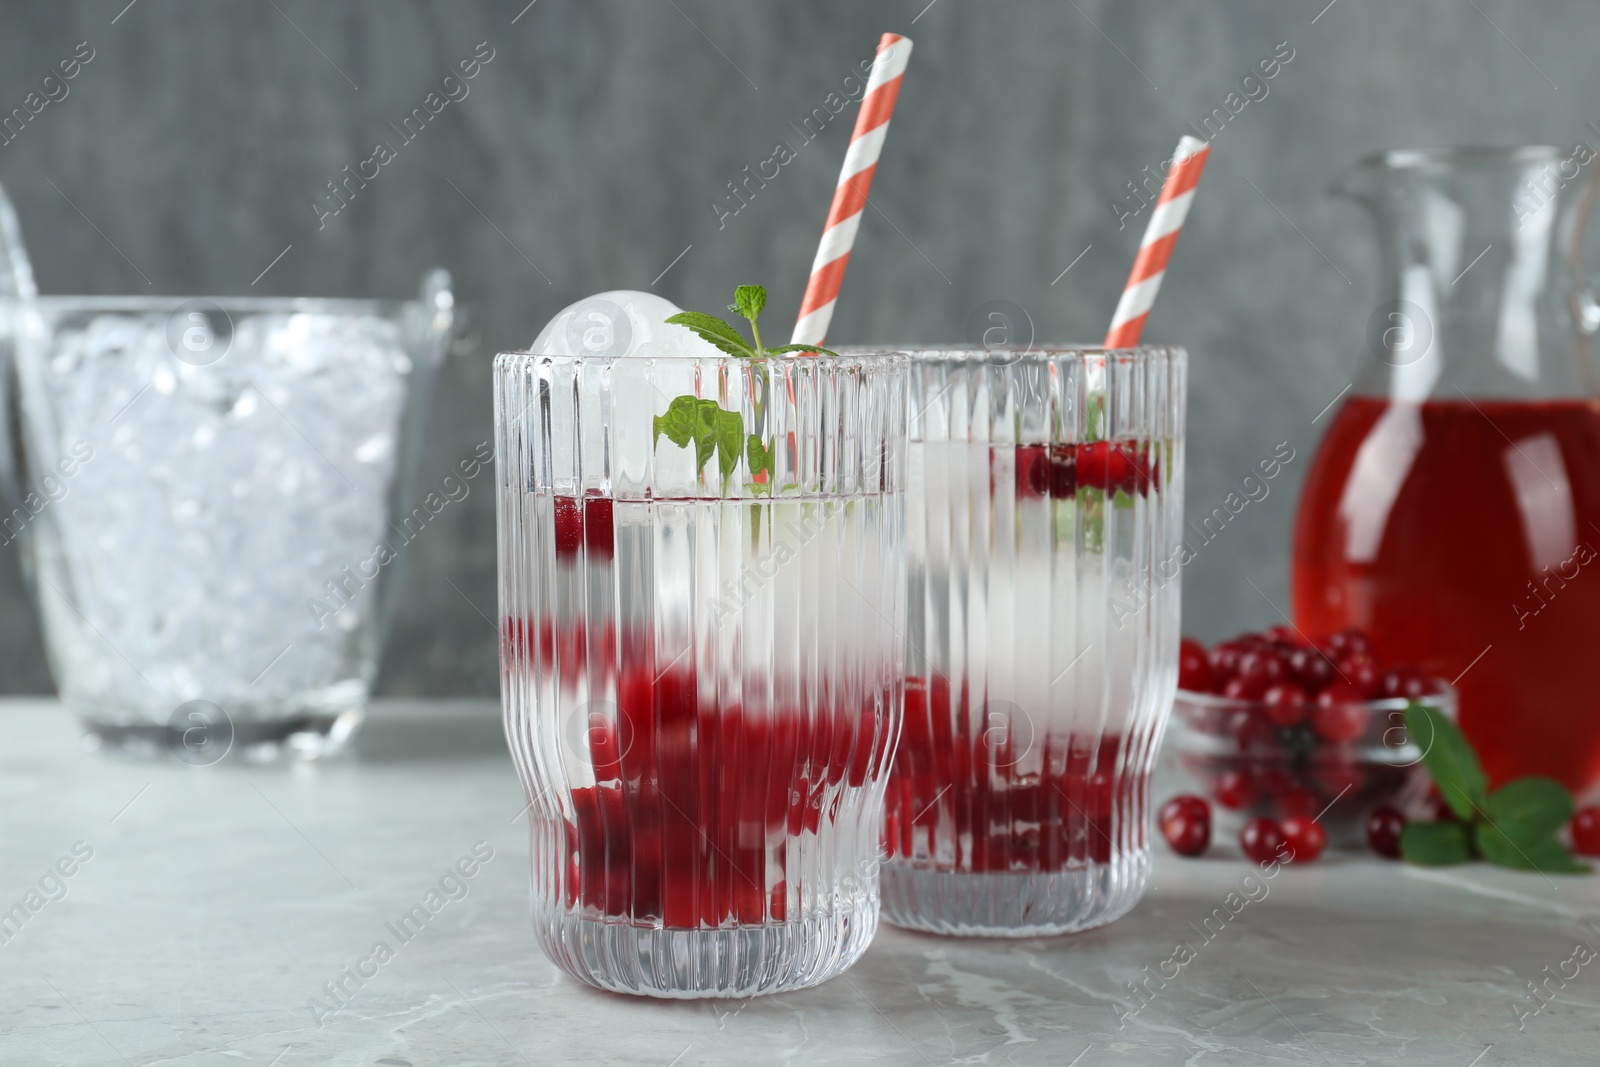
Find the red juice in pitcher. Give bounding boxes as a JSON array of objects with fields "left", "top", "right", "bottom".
[
  {"left": 1292, "top": 146, "right": 1600, "bottom": 796},
  {"left": 1293, "top": 396, "right": 1600, "bottom": 790}
]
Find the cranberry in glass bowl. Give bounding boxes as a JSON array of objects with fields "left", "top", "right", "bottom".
[{"left": 1166, "top": 631, "right": 1457, "bottom": 848}]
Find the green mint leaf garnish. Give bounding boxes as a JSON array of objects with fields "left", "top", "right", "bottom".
[
  {"left": 1403, "top": 702, "right": 1488, "bottom": 821},
  {"left": 746, "top": 433, "right": 775, "bottom": 493},
  {"left": 1483, "top": 776, "right": 1573, "bottom": 840},
  {"left": 1400, "top": 701, "right": 1588, "bottom": 874},
  {"left": 1475, "top": 823, "right": 1590, "bottom": 873},
  {"left": 766, "top": 344, "right": 844, "bottom": 358},
  {"left": 664, "top": 311, "right": 755, "bottom": 360},
  {"left": 652, "top": 395, "right": 743, "bottom": 484},
  {"left": 1399, "top": 820, "right": 1473, "bottom": 866},
  {"left": 730, "top": 284, "right": 766, "bottom": 323}
]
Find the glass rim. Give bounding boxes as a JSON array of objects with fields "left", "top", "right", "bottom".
[
  {"left": 2, "top": 294, "right": 410, "bottom": 315},
  {"left": 1175, "top": 682, "right": 1459, "bottom": 717},
  {"left": 1352, "top": 145, "right": 1572, "bottom": 171},
  {"left": 832, "top": 343, "right": 1185, "bottom": 360},
  {"left": 494, "top": 348, "right": 912, "bottom": 367}
]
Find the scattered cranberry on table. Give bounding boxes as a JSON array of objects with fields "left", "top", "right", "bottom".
[
  {"left": 1279, "top": 815, "right": 1328, "bottom": 863},
  {"left": 1572, "top": 807, "right": 1600, "bottom": 857},
  {"left": 1366, "top": 805, "right": 1407, "bottom": 859},
  {"left": 1159, "top": 795, "right": 1211, "bottom": 857},
  {"left": 1240, "top": 817, "right": 1288, "bottom": 865}
]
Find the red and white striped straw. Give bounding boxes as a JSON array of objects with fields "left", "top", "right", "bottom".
[
  {"left": 790, "top": 33, "right": 913, "bottom": 347},
  {"left": 1104, "top": 135, "right": 1211, "bottom": 348}
]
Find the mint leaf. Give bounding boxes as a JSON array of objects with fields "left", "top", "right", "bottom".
[
  {"left": 664, "top": 312, "right": 755, "bottom": 360},
  {"left": 1400, "top": 820, "right": 1473, "bottom": 866},
  {"left": 653, "top": 395, "right": 745, "bottom": 485},
  {"left": 730, "top": 284, "right": 766, "bottom": 323},
  {"left": 746, "top": 434, "right": 774, "bottom": 479},
  {"left": 1404, "top": 702, "right": 1488, "bottom": 821},
  {"left": 765, "top": 344, "right": 844, "bottom": 358},
  {"left": 1475, "top": 823, "right": 1590, "bottom": 874},
  {"left": 713, "top": 405, "right": 743, "bottom": 484},
  {"left": 1484, "top": 777, "right": 1573, "bottom": 839}
]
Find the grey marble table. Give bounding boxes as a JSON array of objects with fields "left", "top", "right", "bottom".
[{"left": 1, "top": 697, "right": 1596, "bottom": 1066}]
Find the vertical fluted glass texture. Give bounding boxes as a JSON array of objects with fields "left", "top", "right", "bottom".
[
  {"left": 495, "top": 350, "right": 907, "bottom": 997},
  {"left": 876, "top": 347, "right": 1186, "bottom": 936}
]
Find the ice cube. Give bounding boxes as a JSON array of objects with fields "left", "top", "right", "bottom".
[{"left": 531, "top": 290, "right": 723, "bottom": 359}]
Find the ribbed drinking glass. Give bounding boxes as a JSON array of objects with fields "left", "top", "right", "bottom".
[{"left": 495, "top": 349, "right": 907, "bottom": 996}]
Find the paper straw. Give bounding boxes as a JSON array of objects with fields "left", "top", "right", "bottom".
[
  {"left": 790, "top": 32, "right": 913, "bottom": 347},
  {"left": 1104, "top": 135, "right": 1211, "bottom": 348}
]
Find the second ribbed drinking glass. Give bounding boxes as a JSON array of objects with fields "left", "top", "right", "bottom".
[
  {"left": 496, "top": 349, "right": 907, "bottom": 997},
  {"left": 872, "top": 345, "right": 1186, "bottom": 936}
]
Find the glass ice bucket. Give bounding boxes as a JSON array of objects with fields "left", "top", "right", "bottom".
[
  {"left": 495, "top": 348, "right": 906, "bottom": 997},
  {"left": 0, "top": 273, "right": 453, "bottom": 760},
  {"left": 868, "top": 345, "right": 1186, "bottom": 936}
]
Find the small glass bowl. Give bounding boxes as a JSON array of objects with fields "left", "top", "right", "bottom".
[{"left": 1165, "top": 683, "right": 1458, "bottom": 849}]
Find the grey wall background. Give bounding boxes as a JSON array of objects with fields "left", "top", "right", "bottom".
[{"left": 0, "top": 0, "right": 1586, "bottom": 695}]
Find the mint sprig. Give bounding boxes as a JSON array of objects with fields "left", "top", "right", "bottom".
[
  {"left": 655, "top": 284, "right": 835, "bottom": 488},
  {"left": 1399, "top": 703, "right": 1589, "bottom": 873}
]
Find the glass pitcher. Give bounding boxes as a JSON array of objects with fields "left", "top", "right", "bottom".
[{"left": 1293, "top": 146, "right": 1600, "bottom": 795}]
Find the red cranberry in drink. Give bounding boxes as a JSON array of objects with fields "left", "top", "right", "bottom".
[
  {"left": 1159, "top": 795, "right": 1211, "bottom": 857},
  {"left": 1279, "top": 815, "right": 1328, "bottom": 863},
  {"left": 1572, "top": 808, "right": 1600, "bottom": 857},
  {"left": 1261, "top": 682, "right": 1309, "bottom": 727},
  {"left": 1014, "top": 445, "right": 1049, "bottom": 497},
  {"left": 1179, "top": 638, "right": 1214, "bottom": 693},
  {"left": 553, "top": 496, "right": 584, "bottom": 560},
  {"left": 1214, "top": 768, "right": 1256, "bottom": 810},
  {"left": 584, "top": 496, "right": 615, "bottom": 558},
  {"left": 1278, "top": 787, "right": 1320, "bottom": 818},
  {"left": 1240, "top": 817, "right": 1287, "bottom": 865},
  {"left": 1047, "top": 444, "right": 1077, "bottom": 498},
  {"left": 1366, "top": 805, "right": 1407, "bottom": 859},
  {"left": 1335, "top": 653, "right": 1382, "bottom": 698},
  {"left": 1312, "top": 684, "right": 1369, "bottom": 743}
]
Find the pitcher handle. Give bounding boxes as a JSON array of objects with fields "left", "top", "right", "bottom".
[{"left": 1567, "top": 154, "right": 1600, "bottom": 337}]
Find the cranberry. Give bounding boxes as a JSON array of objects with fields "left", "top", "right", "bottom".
[
  {"left": 1335, "top": 653, "right": 1383, "bottom": 698},
  {"left": 1312, "top": 757, "right": 1365, "bottom": 800},
  {"left": 1222, "top": 676, "right": 1254, "bottom": 701},
  {"left": 1261, "top": 683, "right": 1309, "bottom": 727},
  {"left": 1423, "top": 794, "right": 1461, "bottom": 822},
  {"left": 1014, "top": 444, "right": 1049, "bottom": 497},
  {"left": 1328, "top": 628, "right": 1371, "bottom": 657},
  {"left": 1047, "top": 444, "right": 1077, "bottom": 498},
  {"left": 1214, "top": 768, "right": 1256, "bottom": 810},
  {"left": 1209, "top": 642, "right": 1246, "bottom": 684},
  {"left": 1279, "top": 815, "right": 1328, "bottom": 863},
  {"left": 1278, "top": 787, "right": 1320, "bottom": 818},
  {"left": 584, "top": 496, "right": 615, "bottom": 557},
  {"left": 1288, "top": 646, "right": 1336, "bottom": 692},
  {"left": 1240, "top": 817, "right": 1287, "bottom": 865},
  {"left": 1572, "top": 808, "right": 1600, "bottom": 856},
  {"left": 553, "top": 496, "right": 584, "bottom": 560},
  {"left": 1381, "top": 667, "right": 1437, "bottom": 700},
  {"left": 1232, "top": 711, "right": 1279, "bottom": 750},
  {"left": 1366, "top": 805, "right": 1407, "bottom": 859},
  {"left": 1256, "top": 766, "right": 1299, "bottom": 799},
  {"left": 1312, "top": 685, "right": 1369, "bottom": 743},
  {"left": 1235, "top": 648, "right": 1286, "bottom": 697},
  {"left": 1265, "top": 623, "right": 1304, "bottom": 647},
  {"left": 1159, "top": 795, "right": 1211, "bottom": 857},
  {"left": 1178, "top": 638, "right": 1214, "bottom": 693}
]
